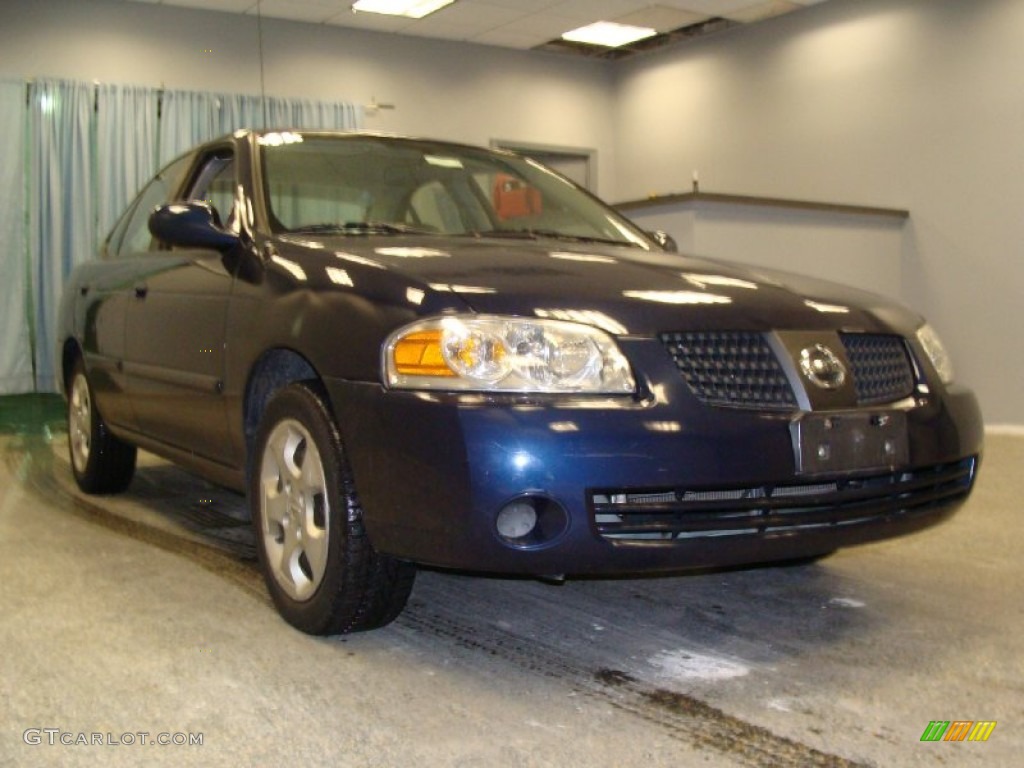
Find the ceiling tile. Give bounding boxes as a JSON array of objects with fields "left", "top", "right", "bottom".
[
  {"left": 462, "top": 0, "right": 565, "bottom": 10},
  {"left": 471, "top": 27, "right": 553, "bottom": 49},
  {"left": 399, "top": 18, "right": 492, "bottom": 40},
  {"left": 163, "top": 0, "right": 258, "bottom": 12},
  {"left": 613, "top": 5, "right": 708, "bottom": 32},
  {"left": 548, "top": 0, "right": 653, "bottom": 22},
  {"left": 324, "top": 9, "right": 414, "bottom": 31},
  {"left": 120, "top": 0, "right": 835, "bottom": 56},
  {"left": 723, "top": 0, "right": 802, "bottom": 23},
  {"left": 655, "top": 0, "right": 765, "bottom": 16},
  {"left": 422, "top": 3, "right": 525, "bottom": 28},
  {"left": 244, "top": 0, "right": 344, "bottom": 23},
  {"left": 483, "top": 13, "right": 587, "bottom": 39}
]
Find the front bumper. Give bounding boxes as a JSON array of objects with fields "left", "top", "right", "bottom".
[{"left": 324, "top": 341, "right": 984, "bottom": 576}]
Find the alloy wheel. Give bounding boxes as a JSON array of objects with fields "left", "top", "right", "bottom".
[
  {"left": 258, "top": 418, "right": 331, "bottom": 601},
  {"left": 69, "top": 372, "right": 92, "bottom": 474}
]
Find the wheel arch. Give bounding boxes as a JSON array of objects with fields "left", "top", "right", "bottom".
[
  {"left": 242, "top": 347, "right": 328, "bottom": 470},
  {"left": 60, "top": 338, "right": 84, "bottom": 397}
]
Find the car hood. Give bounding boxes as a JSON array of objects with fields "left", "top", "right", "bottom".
[{"left": 277, "top": 234, "right": 921, "bottom": 337}]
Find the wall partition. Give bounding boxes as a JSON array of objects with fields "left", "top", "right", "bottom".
[{"left": 0, "top": 78, "right": 361, "bottom": 395}]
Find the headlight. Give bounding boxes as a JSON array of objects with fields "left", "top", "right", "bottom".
[
  {"left": 384, "top": 315, "right": 636, "bottom": 393},
  {"left": 916, "top": 323, "right": 954, "bottom": 384}
]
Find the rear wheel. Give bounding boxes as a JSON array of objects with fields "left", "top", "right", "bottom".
[
  {"left": 67, "top": 360, "right": 136, "bottom": 494},
  {"left": 251, "top": 383, "right": 415, "bottom": 634}
]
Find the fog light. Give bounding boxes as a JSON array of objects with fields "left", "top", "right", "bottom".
[
  {"left": 496, "top": 501, "right": 538, "bottom": 540},
  {"left": 494, "top": 495, "right": 569, "bottom": 549}
]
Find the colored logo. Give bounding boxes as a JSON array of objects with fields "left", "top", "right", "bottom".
[{"left": 920, "top": 721, "right": 996, "bottom": 742}]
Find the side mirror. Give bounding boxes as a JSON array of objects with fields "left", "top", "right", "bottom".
[
  {"left": 648, "top": 230, "right": 678, "bottom": 253},
  {"left": 149, "top": 202, "right": 239, "bottom": 251}
]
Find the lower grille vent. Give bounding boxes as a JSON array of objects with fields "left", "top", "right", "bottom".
[{"left": 591, "top": 458, "right": 976, "bottom": 541}]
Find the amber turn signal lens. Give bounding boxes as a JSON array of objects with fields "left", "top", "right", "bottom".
[{"left": 391, "top": 330, "right": 456, "bottom": 377}]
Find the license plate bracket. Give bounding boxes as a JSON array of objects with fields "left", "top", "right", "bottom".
[{"left": 790, "top": 411, "right": 908, "bottom": 476}]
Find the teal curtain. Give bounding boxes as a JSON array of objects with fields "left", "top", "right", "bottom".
[
  {"left": 0, "top": 81, "right": 33, "bottom": 394},
  {"left": 28, "top": 79, "right": 96, "bottom": 392},
  {"left": 287, "top": 98, "right": 361, "bottom": 131},
  {"left": 3, "top": 78, "right": 361, "bottom": 394},
  {"left": 157, "top": 89, "right": 227, "bottom": 165},
  {"left": 97, "top": 83, "right": 159, "bottom": 236},
  {"left": 159, "top": 89, "right": 362, "bottom": 164}
]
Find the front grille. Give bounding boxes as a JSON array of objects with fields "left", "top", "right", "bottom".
[
  {"left": 660, "top": 331, "right": 917, "bottom": 409},
  {"left": 659, "top": 331, "right": 797, "bottom": 410},
  {"left": 591, "top": 458, "right": 975, "bottom": 541},
  {"left": 841, "top": 333, "right": 915, "bottom": 405}
]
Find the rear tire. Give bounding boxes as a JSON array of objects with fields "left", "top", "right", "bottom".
[
  {"left": 251, "top": 382, "right": 415, "bottom": 634},
  {"left": 67, "top": 360, "right": 136, "bottom": 494}
]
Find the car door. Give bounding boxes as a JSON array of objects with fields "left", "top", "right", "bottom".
[
  {"left": 77, "top": 154, "right": 196, "bottom": 434},
  {"left": 122, "top": 147, "right": 238, "bottom": 464}
]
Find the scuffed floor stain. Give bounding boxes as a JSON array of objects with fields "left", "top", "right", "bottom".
[
  {"left": 647, "top": 648, "right": 750, "bottom": 682},
  {"left": 396, "top": 603, "right": 870, "bottom": 767},
  {"left": 597, "top": 669, "right": 867, "bottom": 768},
  {"left": 829, "top": 597, "right": 866, "bottom": 609}
]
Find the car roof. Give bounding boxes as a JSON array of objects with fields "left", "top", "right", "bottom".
[{"left": 226, "top": 128, "right": 522, "bottom": 160}]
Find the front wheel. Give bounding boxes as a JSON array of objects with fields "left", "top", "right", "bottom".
[
  {"left": 251, "top": 383, "right": 416, "bottom": 634},
  {"left": 67, "top": 360, "right": 136, "bottom": 494}
]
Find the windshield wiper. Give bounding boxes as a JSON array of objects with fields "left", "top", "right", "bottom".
[
  {"left": 289, "top": 221, "right": 430, "bottom": 235},
  {"left": 478, "top": 228, "right": 631, "bottom": 246}
]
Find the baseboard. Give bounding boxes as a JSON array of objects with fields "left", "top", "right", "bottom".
[{"left": 986, "top": 424, "right": 1024, "bottom": 437}]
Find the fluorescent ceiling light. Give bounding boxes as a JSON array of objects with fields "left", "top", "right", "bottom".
[
  {"left": 561, "top": 21, "right": 657, "bottom": 48},
  {"left": 351, "top": 0, "right": 455, "bottom": 19}
]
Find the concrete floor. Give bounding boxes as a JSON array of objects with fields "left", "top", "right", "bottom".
[{"left": 1, "top": 419, "right": 1021, "bottom": 767}]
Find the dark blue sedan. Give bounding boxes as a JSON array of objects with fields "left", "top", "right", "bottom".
[{"left": 57, "top": 130, "right": 983, "bottom": 634}]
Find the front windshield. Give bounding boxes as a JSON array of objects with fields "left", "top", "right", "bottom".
[{"left": 259, "top": 132, "right": 652, "bottom": 249}]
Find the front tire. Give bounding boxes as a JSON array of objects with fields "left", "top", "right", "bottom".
[
  {"left": 67, "top": 359, "right": 136, "bottom": 494},
  {"left": 251, "top": 383, "right": 415, "bottom": 634}
]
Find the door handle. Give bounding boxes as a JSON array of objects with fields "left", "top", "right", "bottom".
[{"left": 134, "top": 283, "right": 149, "bottom": 299}]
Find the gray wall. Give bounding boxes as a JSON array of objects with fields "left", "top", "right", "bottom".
[
  {"left": 626, "top": 202, "right": 906, "bottom": 301},
  {"left": 614, "top": 0, "right": 1024, "bottom": 426},
  {"left": 1, "top": 0, "right": 1020, "bottom": 426},
  {"left": 0, "top": 0, "right": 618, "bottom": 197}
]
